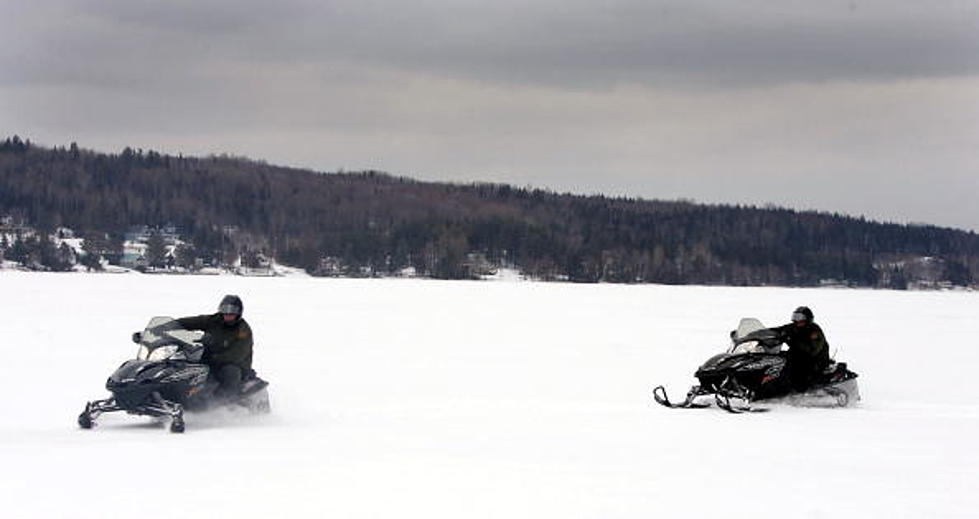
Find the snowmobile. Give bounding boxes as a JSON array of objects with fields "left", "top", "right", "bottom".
[
  {"left": 652, "top": 318, "right": 859, "bottom": 413},
  {"left": 78, "top": 316, "right": 271, "bottom": 433}
]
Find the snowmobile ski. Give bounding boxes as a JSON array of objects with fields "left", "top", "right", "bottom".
[
  {"left": 714, "top": 392, "right": 769, "bottom": 413},
  {"left": 652, "top": 385, "right": 712, "bottom": 409}
]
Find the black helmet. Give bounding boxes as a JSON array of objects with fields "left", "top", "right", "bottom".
[
  {"left": 791, "top": 306, "right": 813, "bottom": 323},
  {"left": 218, "top": 295, "right": 243, "bottom": 317}
]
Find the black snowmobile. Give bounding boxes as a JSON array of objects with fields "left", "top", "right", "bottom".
[
  {"left": 78, "top": 316, "right": 271, "bottom": 433},
  {"left": 653, "top": 318, "right": 859, "bottom": 413}
]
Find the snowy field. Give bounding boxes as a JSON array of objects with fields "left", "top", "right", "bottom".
[{"left": 1, "top": 272, "right": 977, "bottom": 518}]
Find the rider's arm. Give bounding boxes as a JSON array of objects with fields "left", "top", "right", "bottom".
[
  {"left": 135, "top": 317, "right": 197, "bottom": 342},
  {"left": 174, "top": 314, "right": 213, "bottom": 331}
]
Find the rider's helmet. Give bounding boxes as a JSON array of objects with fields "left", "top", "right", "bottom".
[
  {"left": 218, "top": 295, "right": 243, "bottom": 326},
  {"left": 791, "top": 306, "right": 813, "bottom": 324}
]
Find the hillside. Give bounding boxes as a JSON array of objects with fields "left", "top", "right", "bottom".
[{"left": 1, "top": 136, "right": 977, "bottom": 287}]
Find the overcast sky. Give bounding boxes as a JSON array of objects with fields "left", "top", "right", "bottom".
[{"left": 3, "top": 1, "right": 978, "bottom": 230}]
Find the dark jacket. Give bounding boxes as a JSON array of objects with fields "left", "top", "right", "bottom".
[
  {"left": 176, "top": 314, "right": 253, "bottom": 373},
  {"left": 774, "top": 321, "right": 830, "bottom": 388}
]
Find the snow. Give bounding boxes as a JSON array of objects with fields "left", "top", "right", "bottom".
[
  {"left": 1, "top": 259, "right": 24, "bottom": 270},
  {"left": 1, "top": 272, "right": 976, "bottom": 518},
  {"left": 270, "top": 262, "right": 311, "bottom": 278},
  {"left": 481, "top": 267, "right": 526, "bottom": 282}
]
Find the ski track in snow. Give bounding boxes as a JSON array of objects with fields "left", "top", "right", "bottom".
[{"left": 1, "top": 272, "right": 976, "bottom": 518}]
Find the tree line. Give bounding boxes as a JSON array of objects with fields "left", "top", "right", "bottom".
[{"left": 1, "top": 136, "right": 977, "bottom": 287}]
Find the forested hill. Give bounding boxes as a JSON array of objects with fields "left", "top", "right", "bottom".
[{"left": 1, "top": 136, "right": 977, "bottom": 287}]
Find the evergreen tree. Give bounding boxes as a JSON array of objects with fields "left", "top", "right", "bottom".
[
  {"left": 81, "top": 232, "right": 109, "bottom": 265},
  {"left": 6, "top": 235, "right": 30, "bottom": 265},
  {"left": 56, "top": 242, "right": 76, "bottom": 270},
  {"left": 945, "top": 260, "right": 972, "bottom": 286},
  {"left": 889, "top": 268, "right": 908, "bottom": 290},
  {"left": 174, "top": 243, "right": 197, "bottom": 270},
  {"left": 145, "top": 231, "right": 168, "bottom": 269},
  {"left": 80, "top": 250, "right": 103, "bottom": 271}
]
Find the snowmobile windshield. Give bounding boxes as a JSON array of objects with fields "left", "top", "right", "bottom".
[
  {"left": 135, "top": 317, "right": 203, "bottom": 361},
  {"left": 730, "top": 318, "right": 783, "bottom": 354},
  {"left": 138, "top": 344, "right": 180, "bottom": 361}
]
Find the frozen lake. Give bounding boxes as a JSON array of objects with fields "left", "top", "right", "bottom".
[{"left": 1, "top": 272, "right": 977, "bottom": 518}]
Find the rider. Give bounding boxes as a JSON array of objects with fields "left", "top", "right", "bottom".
[
  {"left": 771, "top": 306, "right": 830, "bottom": 392},
  {"left": 174, "top": 295, "right": 254, "bottom": 399}
]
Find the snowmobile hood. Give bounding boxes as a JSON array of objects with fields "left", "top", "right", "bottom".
[
  {"left": 107, "top": 359, "right": 171, "bottom": 387},
  {"left": 696, "top": 351, "right": 784, "bottom": 377}
]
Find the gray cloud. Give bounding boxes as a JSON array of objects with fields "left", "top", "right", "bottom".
[
  {"left": 2, "top": 0, "right": 978, "bottom": 230},
  {"left": 6, "top": 1, "right": 979, "bottom": 89}
]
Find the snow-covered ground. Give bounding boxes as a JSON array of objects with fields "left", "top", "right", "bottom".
[{"left": 1, "top": 272, "right": 976, "bottom": 518}]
